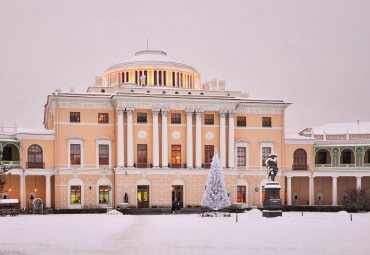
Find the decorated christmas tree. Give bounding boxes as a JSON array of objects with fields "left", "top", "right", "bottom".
[{"left": 201, "top": 150, "right": 231, "bottom": 211}]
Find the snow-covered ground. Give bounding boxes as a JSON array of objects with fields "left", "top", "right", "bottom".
[{"left": 0, "top": 210, "right": 369, "bottom": 255}]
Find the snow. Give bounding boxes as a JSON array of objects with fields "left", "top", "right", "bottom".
[
  {"left": 0, "top": 212, "right": 369, "bottom": 255},
  {"left": 312, "top": 121, "right": 370, "bottom": 135},
  {"left": 0, "top": 199, "right": 19, "bottom": 204}
]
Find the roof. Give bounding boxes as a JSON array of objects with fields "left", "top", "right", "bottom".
[
  {"left": 312, "top": 121, "right": 370, "bottom": 135},
  {"left": 104, "top": 50, "right": 199, "bottom": 73}
]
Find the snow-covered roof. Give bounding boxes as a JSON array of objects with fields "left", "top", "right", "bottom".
[
  {"left": 312, "top": 121, "right": 370, "bottom": 135},
  {"left": 285, "top": 132, "right": 315, "bottom": 140},
  {"left": 17, "top": 128, "right": 54, "bottom": 135},
  {"left": 104, "top": 50, "right": 199, "bottom": 73}
]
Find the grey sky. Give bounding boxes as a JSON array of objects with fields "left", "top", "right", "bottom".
[{"left": 1, "top": 0, "right": 369, "bottom": 132}]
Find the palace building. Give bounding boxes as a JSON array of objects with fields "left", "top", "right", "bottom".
[{"left": 1, "top": 50, "right": 370, "bottom": 210}]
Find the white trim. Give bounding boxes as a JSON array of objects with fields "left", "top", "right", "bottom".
[
  {"left": 259, "top": 140, "right": 275, "bottom": 169},
  {"left": 235, "top": 127, "right": 283, "bottom": 130},
  {"left": 68, "top": 139, "right": 84, "bottom": 169},
  {"left": 67, "top": 178, "right": 84, "bottom": 209},
  {"left": 56, "top": 122, "right": 114, "bottom": 127},
  {"left": 96, "top": 139, "right": 112, "bottom": 168},
  {"left": 234, "top": 140, "right": 249, "bottom": 170},
  {"left": 96, "top": 178, "right": 113, "bottom": 208}
]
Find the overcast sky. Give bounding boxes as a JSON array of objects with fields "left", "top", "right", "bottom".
[{"left": 1, "top": 0, "right": 369, "bottom": 132}]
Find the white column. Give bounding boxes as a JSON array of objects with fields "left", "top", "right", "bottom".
[
  {"left": 228, "top": 112, "right": 235, "bottom": 169},
  {"left": 287, "top": 176, "right": 292, "bottom": 205},
  {"left": 161, "top": 110, "right": 169, "bottom": 168},
  {"left": 20, "top": 173, "right": 25, "bottom": 209},
  {"left": 309, "top": 176, "right": 314, "bottom": 205},
  {"left": 219, "top": 111, "right": 226, "bottom": 168},
  {"left": 117, "top": 110, "right": 124, "bottom": 168},
  {"left": 45, "top": 175, "right": 51, "bottom": 208},
  {"left": 126, "top": 109, "right": 134, "bottom": 167},
  {"left": 195, "top": 111, "right": 203, "bottom": 168},
  {"left": 152, "top": 109, "right": 160, "bottom": 168},
  {"left": 332, "top": 176, "right": 338, "bottom": 206},
  {"left": 356, "top": 176, "right": 362, "bottom": 190},
  {"left": 186, "top": 110, "right": 193, "bottom": 168}
]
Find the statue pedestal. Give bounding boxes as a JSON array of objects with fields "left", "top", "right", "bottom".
[{"left": 262, "top": 182, "right": 282, "bottom": 218}]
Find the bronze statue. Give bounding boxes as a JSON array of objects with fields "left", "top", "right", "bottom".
[{"left": 266, "top": 154, "right": 278, "bottom": 182}]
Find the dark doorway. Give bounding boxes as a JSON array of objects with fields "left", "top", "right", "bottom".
[
  {"left": 137, "top": 185, "right": 149, "bottom": 208},
  {"left": 172, "top": 185, "right": 183, "bottom": 209}
]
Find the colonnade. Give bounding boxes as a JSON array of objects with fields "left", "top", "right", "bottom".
[
  {"left": 286, "top": 175, "right": 363, "bottom": 206},
  {"left": 116, "top": 109, "right": 235, "bottom": 169}
]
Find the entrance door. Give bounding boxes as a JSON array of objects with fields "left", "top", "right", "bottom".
[
  {"left": 172, "top": 185, "right": 183, "bottom": 209},
  {"left": 204, "top": 145, "right": 214, "bottom": 168},
  {"left": 137, "top": 185, "right": 149, "bottom": 208}
]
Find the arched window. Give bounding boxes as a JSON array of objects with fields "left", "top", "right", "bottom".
[
  {"left": 27, "top": 145, "right": 43, "bottom": 168},
  {"left": 293, "top": 149, "right": 307, "bottom": 170}
]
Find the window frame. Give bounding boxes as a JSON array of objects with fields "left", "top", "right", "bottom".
[
  {"left": 70, "top": 112, "right": 80, "bottom": 123},
  {"left": 237, "top": 116, "right": 246, "bottom": 127},
  {"left": 99, "top": 185, "right": 110, "bottom": 204},
  {"left": 237, "top": 147, "right": 246, "bottom": 166},
  {"left": 70, "top": 185, "right": 81, "bottom": 204},
  {"left": 98, "top": 144, "right": 109, "bottom": 165},
  {"left": 237, "top": 186, "right": 246, "bottom": 203},
  {"left": 98, "top": 113, "right": 109, "bottom": 124},
  {"left": 171, "top": 145, "right": 181, "bottom": 168},
  {"left": 171, "top": 113, "right": 181, "bottom": 124},
  {"left": 262, "top": 117, "right": 272, "bottom": 128},
  {"left": 137, "top": 112, "right": 147, "bottom": 123},
  {"left": 204, "top": 114, "right": 214, "bottom": 125},
  {"left": 70, "top": 144, "right": 81, "bottom": 165},
  {"left": 137, "top": 144, "right": 148, "bottom": 168}
]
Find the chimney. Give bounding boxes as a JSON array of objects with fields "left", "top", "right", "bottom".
[
  {"left": 211, "top": 78, "right": 217, "bottom": 90},
  {"left": 95, "top": 76, "right": 102, "bottom": 86},
  {"left": 219, "top": 80, "right": 226, "bottom": 92}
]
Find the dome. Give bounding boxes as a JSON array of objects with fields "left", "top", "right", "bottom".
[{"left": 105, "top": 50, "right": 199, "bottom": 73}]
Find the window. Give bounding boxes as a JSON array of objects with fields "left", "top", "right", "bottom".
[
  {"left": 293, "top": 149, "right": 307, "bottom": 170},
  {"left": 318, "top": 151, "right": 327, "bottom": 164},
  {"left": 158, "top": 71, "right": 162, "bottom": 85},
  {"left": 262, "top": 117, "right": 271, "bottom": 127},
  {"left": 171, "top": 145, "right": 181, "bottom": 168},
  {"left": 262, "top": 147, "right": 271, "bottom": 166},
  {"left": 27, "top": 145, "right": 43, "bottom": 168},
  {"left": 237, "top": 116, "right": 246, "bottom": 127},
  {"left": 205, "top": 114, "right": 214, "bottom": 125},
  {"left": 163, "top": 71, "right": 167, "bottom": 85},
  {"left": 70, "top": 186, "right": 81, "bottom": 204},
  {"left": 99, "top": 145, "right": 109, "bottom": 165},
  {"left": 368, "top": 151, "right": 370, "bottom": 163},
  {"left": 70, "top": 144, "right": 81, "bottom": 165},
  {"left": 204, "top": 145, "right": 214, "bottom": 168},
  {"left": 70, "top": 112, "right": 80, "bottom": 123},
  {"left": 98, "top": 113, "right": 109, "bottom": 124},
  {"left": 126, "top": 72, "right": 129, "bottom": 82},
  {"left": 137, "top": 112, "right": 147, "bottom": 123},
  {"left": 137, "top": 144, "right": 147, "bottom": 168},
  {"left": 171, "top": 113, "right": 181, "bottom": 124},
  {"left": 237, "top": 186, "right": 246, "bottom": 203},
  {"left": 154, "top": 71, "right": 158, "bottom": 85},
  {"left": 172, "top": 72, "right": 176, "bottom": 87},
  {"left": 237, "top": 147, "right": 246, "bottom": 166},
  {"left": 99, "top": 185, "right": 109, "bottom": 204},
  {"left": 342, "top": 151, "right": 352, "bottom": 164}
]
